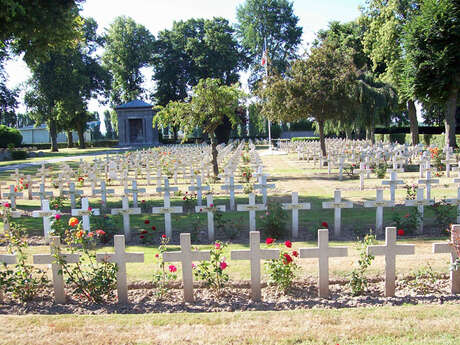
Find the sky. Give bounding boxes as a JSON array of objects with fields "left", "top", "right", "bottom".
[{"left": 4, "top": 0, "right": 365, "bottom": 118}]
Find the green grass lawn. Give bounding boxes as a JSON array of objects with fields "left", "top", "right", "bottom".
[{"left": 1, "top": 304, "right": 459, "bottom": 344}]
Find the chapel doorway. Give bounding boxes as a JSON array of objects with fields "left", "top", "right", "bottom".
[{"left": 129, "top": 119, "right": 144, "bottom": 143}]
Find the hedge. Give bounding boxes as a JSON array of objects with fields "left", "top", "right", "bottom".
[
  {"left": 10, "top": 150, "right": 28, "bottom": 160},
  {"left": 0, "top": 125, "right": 22, "bottom": 148},
  {"left": 291, "top": 137, "right": 320, "bottom": 142}
]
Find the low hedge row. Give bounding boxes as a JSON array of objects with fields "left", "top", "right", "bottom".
[{"left": 291, "top": 137, "right": 320, "bottom": 142}]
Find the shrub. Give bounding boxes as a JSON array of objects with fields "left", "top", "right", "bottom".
[
  {"left": 193, "top": 241, "right": 229, "bottom": 291},
  {"left": 10, "top": 150, "right": 28, "bottom": 160},
  {"left": 0, "top": 125, "right": 22, "bottom": 148},
  {"left": 389, "top": 133, "right": 406, "bottom": 144},
  {"left": 349, "top": 231, "right": 376, "bottom": 296},
  {"left": 265, "top": 238, "right": 299, "bottom": 292},
  {"left": 291, "top": 137, "right": 320, "bottom": 142},
  {"left": 152, "top": 235, "right": 177, "bottom": 299},
  {"left": 260, "top": 200, "right": 288, "bottom": 238}
]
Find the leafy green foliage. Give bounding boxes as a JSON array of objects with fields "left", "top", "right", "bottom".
[
  {"left": 0, "top": 125, "right": 22, "bottom": 147},
  {"left": 103, "top": 16, "right": 155, "bottom": 105},
  {"left": 265, "top": 239, "right": 299, "bottom": 292},
  {"left": 193, "top": 241, "right": 229, "bottom": 291},
  {"left": 152, "top": 236, "right": 177, "bottom": 299},
  {"left": 349, "top": 231, "right": 376, "bottom": 296},
  {"left": 260, "top": 200, "right": 288, "bottom": 238},
  {"left": 236, "top": 0, "right": 302, "bottom": 85}
]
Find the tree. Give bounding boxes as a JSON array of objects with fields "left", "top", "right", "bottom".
[
  {"left": 154, "top": 78, "right": 245, "bottom": 176},
  {"left": 361, "top": 0, "right": 421, "bottom": 145},
  {"left": 25, "top": 17, "right": 108, "bottom": 151},
  {"left": 236, "top": 0, "right": 302, "bottom": 85},
  {"left": 103, "top": 16, "right": 155, "bottom": 105},
  {"left": 0, "top": 0, "right": 83, "bottom": 65},
  {"left": 103, "top": 110, "right": 114, "bottom": 139},
  {"left": 152, "top": 17, "right": 247, "bottom": 142},
  {"left": 257, "top": 41, "right": 358, "bottom": 156},
  {"left": 404, "top": 0, "right": 460, "bottom": 148}
]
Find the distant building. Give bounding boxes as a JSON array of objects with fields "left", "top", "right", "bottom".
[
  {"left": 115, "top": 100, "right": 159, "bottom": 146},
  {"left": 18, "top": 124, "right": 90, "bottom": 145}
]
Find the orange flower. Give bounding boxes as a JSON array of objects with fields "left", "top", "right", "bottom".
[
  {"left": 68, "top": 217, "right": 79, "bottom": 227},
  {"left": 76, "top": 230, "right": 85, "bottom": 238}
]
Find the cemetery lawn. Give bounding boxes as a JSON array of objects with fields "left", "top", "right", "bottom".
[
  {"left": 0, "top": 147, "right": 123, "bottom": 167},
  {"left": 1, "top": 304, "right": 459, "bottom": 344}
]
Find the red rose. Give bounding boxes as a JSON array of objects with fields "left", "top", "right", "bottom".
[
  {"left": 95, "top": 229, "right": 105, "bottom": 236},
  {"left": 168, "top": 265, "right": 177, "bottom": 272},
  {"left": 321, "top": 222, "right": 329, "bottom": 228},
  {"left": 162, "top": 234, "right": 166, "bottom": 238},
  {"left": 285, "top": 240, "right": 292, "bottom": 248},
  {"left": 292, "top": 250, "right": 298, "bottom": 257},
  {"left": 220, "top": 261, "right": 228, "bottom": 270},
  {"left": 141, "top": 230, "right": 147, "bottom": 234},
  {"left": 140, "top": 235, "right": 145, "bottom": 239},
  {"left": 3, "top": 202, "right": 10, "bottom": 208},
  {"left": 155, "top": 254, "right": 159, "bottom": 258},
  {"left": 151, "top": 226, "right": 156, "bottom": 231},
  {"left": 283, "top": 253, "right": 293, "bottom": 264},
  {"left": 144, "top": 220, "right": 150, "bottom": 224},
  {"left": 397, "top": 229, "right": 405, "bottom": 236},
  {"left": 266, "top": 237, "right": 274, "bottom": 245}
]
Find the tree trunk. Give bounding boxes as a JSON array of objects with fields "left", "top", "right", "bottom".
[
  {"left": 210, "top": 134, "right": 219, "bottom": 177},
  {"left": 67, "top": 131, "right": 74, "bottom": 148},
  {"left": 77, "top": 126, "right": 85, "bottom": 149},
  {"left": 444, "top": 84, "right": 458, "bottom": 148},
  {"left": 318, "top": 120, "right": 326, "bottom": 157},
  {"left": 407, "top": 100, "right": 419, "bottom": 145},
  {"left": 49, "top": 119, "right": 59, "bottom": 152},
  {"left": 345, "top": 127, "right": 352, "bottom": 140}
]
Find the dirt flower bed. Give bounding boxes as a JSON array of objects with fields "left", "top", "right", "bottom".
[{"left": 1, "top": 276, "right": 459, "bottom": 315}]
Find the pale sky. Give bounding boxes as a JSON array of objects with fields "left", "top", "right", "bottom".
[{"left": 5, "top": 0, "right": 364, "bottom": 115}]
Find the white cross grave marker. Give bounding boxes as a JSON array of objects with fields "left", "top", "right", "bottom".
[
  {"left": 231, "top": 231, "right": 279, "bottom": 301},
  {"left": 62, "top": 182, "right": 83, "bottom": 209},
  {"left": 322, "top": 190, "right": 353, "bottom": 237},
  {"left": 363, "top": 189, "right": 394, "bottom": 235},
  {"left": 152, "top": 184, "right": 183, "bottom": 238},
  {"left": 96, "top": 235, "right": 144, "bottom": 304},
  {"left": 94, "top": 181, "right": 115, "bottom": 208},
  {"left": 188, "top": 176, "right": 210, "bottom": 207},
  {"left": 32, "top": 199, "right": 57, "bottom": 241},
  {"left": 382, "top": 171, "right": 404, "bottom": 202},
  {"left": 405, "top": 187, "right": 433, "bottom": 234},
  {"left": 124, "top": 180, "right": 146, "bottom": 208},
  {"left": 281, "top": 192, "right": 311, "bottom": 238},
  {"left": 195, "top": 194, "right": 226, "bottom": 241},
  {"left": 221, "top": 176, "right": 242, "bottom": 211},
  {"left": 367, "top": 227, "right": 415, "bottom": 297},
  {"left": 237, "top": 193, "right": 267, "bottom": 232},
  {"left": 3, "top": 185, "right": 23, "bottom": 208},
  {"left": 418, "top": 170, "right": 439, "bottom": 201},
  {"left": 432, "top": 224, "right": 460, "bottom": 294},
  {"left": 33, "top": 236, "right": 80, "bottom": 304},
  {"left": 111, "top": 197, "right": 141, "bottom": 240},
  {"left": 163, "top": 233, "right": 210, "bottom": 302},
  {"left": 71, "top": 197, "right": 100, "bottom": 232},
  {"left": 32, "top": 183, "right": 53, "bottom": 201},
  {"left": 299, "top": 229, "right": 348, "bottom": 298},
  {"left": 253, "top": 175, "right": 275, "bottom": 205}
]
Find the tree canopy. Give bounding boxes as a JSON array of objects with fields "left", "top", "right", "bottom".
[{"left": 103, "top": 16, "right": 155, "bottom": 105}]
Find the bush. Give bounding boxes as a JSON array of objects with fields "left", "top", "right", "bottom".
[
  {"left": 291, "top": 137, "right": 320, "bottom": 142},
  {"left": 0, "top": 125, "right": 22, "bottom": 148},
  {"left": 10, "top": 150, "right": 28, "bottom": 160},
  {"left": 389, "top": 133, "right": 406, "bottom": 144},
  {"left": 260, "top": 200, "right": 288, "bottom": 238}
]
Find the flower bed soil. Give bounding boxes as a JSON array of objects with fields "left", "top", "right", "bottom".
[{"left": 1, "top": 276, "right": 459, "bottom": 315}]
